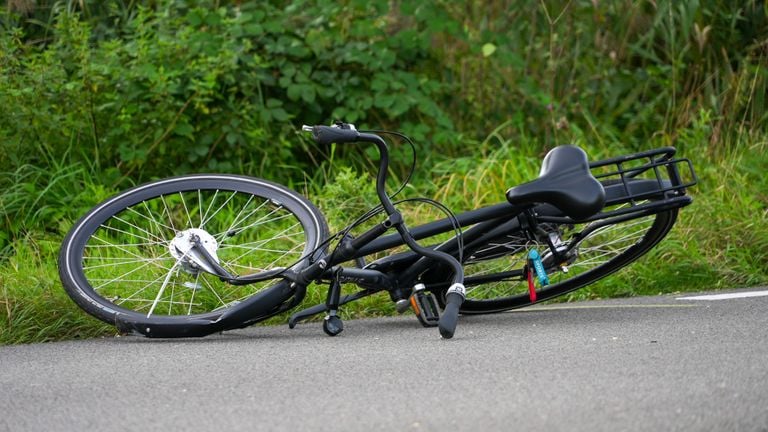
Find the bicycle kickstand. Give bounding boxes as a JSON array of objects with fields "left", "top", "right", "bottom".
[{"left": 322, "top": 268, "right": 344, "bottom": 336}]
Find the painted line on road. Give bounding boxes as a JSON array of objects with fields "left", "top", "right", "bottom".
[
  {"left": 676, "top": 290, "right": 768, "bottom": 301},
  {"left": 512, "top": 304, "right": 699, "bottom": 313}
]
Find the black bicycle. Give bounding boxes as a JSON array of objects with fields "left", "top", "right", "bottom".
[{"left": 58, "top": 122, "right": 697, "bottom": 339}]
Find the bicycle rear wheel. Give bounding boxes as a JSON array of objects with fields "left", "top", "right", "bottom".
[
  {"left": 59, "top": 175, "right": 328, "bottom": 324},
  {"left": 454, "top": 200, "right": 678, "bottom": 314}
]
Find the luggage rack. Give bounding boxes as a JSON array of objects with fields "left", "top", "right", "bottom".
[
  {"left": 539, "top": 147, "right": 698, "bottom": 224},
  {"left": 590, "top": 146, "right": 698, "bottom": 206}
]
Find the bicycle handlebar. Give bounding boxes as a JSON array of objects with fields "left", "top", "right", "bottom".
[
  {"left": 303, "top": 124, "right": 360, "bottom": 146},
  {"left": 439, "top": 289, "right": 465, "bottom": 339}
]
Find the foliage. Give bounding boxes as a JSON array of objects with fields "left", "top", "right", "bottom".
[
  {"left": 2, "top": 0, "right": 766, "bottom": 195},
  {"left": 1, "top": 0, "right": 457, "bottom": 177}
]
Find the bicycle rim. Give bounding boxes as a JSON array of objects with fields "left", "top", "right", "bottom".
[
  {"left": 457, "top": 203, "right": 678, "bottom": 313},
  {"left": 60, "top": 175, "right": 327, "bottom": 322}
]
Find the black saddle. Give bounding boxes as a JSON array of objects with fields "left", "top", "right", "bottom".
[{"left": 506, "top": 145, "right": 605, "bottom": 220}]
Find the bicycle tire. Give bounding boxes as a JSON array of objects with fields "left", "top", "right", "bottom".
[
  {"left": 449, "top": 183, "right": 679, "bottom": 314},
  {"left": 59, "top": 174, "right": 329, "bottom": 324}
]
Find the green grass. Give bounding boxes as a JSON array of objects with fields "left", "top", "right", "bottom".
[{"left": 0, "top": 236, "right": 113, "bottom": 344}]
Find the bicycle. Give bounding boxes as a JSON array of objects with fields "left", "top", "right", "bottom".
[{"left": 58, "top": 122, "right": 697, "bottom": 339}]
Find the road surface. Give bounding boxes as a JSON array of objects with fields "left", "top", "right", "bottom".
[{"left": 1, "top": 288, "right": 767, "bottom": 431}]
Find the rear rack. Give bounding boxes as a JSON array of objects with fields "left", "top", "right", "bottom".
[
  {"left": 589, "top": 146, "right": 698, "bottom": 207},
  {"left": 538, "top": 147, "right": 698, "bottom": 224}
]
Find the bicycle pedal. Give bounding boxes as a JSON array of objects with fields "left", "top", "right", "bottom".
[{"left": 410, "top": 289, "right": 440, "bottom": 328}]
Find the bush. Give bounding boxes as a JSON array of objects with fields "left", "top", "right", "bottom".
[{"left": 1, "top": 1, "right": 461, "bottom": 180}]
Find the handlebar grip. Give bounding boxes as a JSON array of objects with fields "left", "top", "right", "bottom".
[
  {"left": 312, "top": 125, "right": 360, "bottom": 146},
  {"left": 438, "top": 291, "right": 464, "bottom": 339}
]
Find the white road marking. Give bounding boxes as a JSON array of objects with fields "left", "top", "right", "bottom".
[
  {"left": 513, "top": 304, "right": 698, "bottom": 312},
  {"left": 676, "top": 290, "right": 768, "bottom": 301}
]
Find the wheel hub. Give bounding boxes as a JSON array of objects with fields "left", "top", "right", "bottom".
[
  {"left": 540, "top": 231, "right": 576, "bottom": 270},
  {"left": 169, "top": 228, "right": 221, "bottom": 275}
]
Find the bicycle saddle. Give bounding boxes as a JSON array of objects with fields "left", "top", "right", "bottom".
[{"left": 506, "top": 145, "right": 605, "bottom": 220}]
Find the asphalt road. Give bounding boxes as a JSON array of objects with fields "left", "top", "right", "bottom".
[{"left": 1, "top": 288, "right": 767, "bottom": 432}]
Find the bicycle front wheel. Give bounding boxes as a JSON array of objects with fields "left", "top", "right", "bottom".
[{"left": 59, "top": 175, "right": 328, "bottom": 324}]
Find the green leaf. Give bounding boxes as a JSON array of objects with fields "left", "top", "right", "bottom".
[
  {"left": 300, "top": 86, "right": 316, "bottom": 104},
  {"left": 371, "top": 76, "right": 389, "bottom": 92},
  {"left": 482, "top": 43, "right": 497, "bottom": 57},
  {"left": 174, "top": 122, "right": 194, "bottom": 139},
  {"left": 272, "top": 108, "right": 290, "bottom": 121},
  {"left": 287, "top": 85, "right": 302, "bottom": 101},
  {"left": 204, "top": 12, "right": 223, "bottom": 27},
  {"left": 187, "top": 10, "right": 204, "bottom": 26},
  {"left": 194, "top": 144, "right": 208, "bottom": 156},
  {"left": 374, "top": 94, "right": 395, "bottom": 109},
  {"left": 244, "top": 24, "right": 264, "bottom": 36}
]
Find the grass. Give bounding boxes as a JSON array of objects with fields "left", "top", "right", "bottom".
[{"left": 1, "top": 236, "right": 113, "bottom": 344}]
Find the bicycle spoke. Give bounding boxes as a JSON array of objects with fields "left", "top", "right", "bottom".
[
  {"left": 225, "top": 222, "right": 303, "bottom": 263},
  {"left": 201, "top": 276, "right": 228, "bottom": 309},
  {"left": 115, "top": 273, "right": 172, "bottom": 304},
  {"left": 178, "top": 192, "right": 194, "bottom": 228},
  {"left": 147, "top": 261, "right": 181, "bottom": 317},
  {"left": 121, "top": 298, "right": 203, "bottom": 307},
  {"left": 199, "top": 189, "right": 220, "bottom": 227},
  {"left": 215, "top": 206, "right": 290, "bottom": 244},
  {"left": 84, "top": 241, "right": 166, "bottom": 249},
  {"left": 87, "top": 236, "right": 170, "bottom": 268},
  {"left": 82, "top": 256, "right": 172, "bottom": 271},
  {"left": 217, "top": 230, "right": 305, "bottom": 251},
  {"left": 91, "top": 258, "right": 168, "bottom": 291},
  {"left": 111, "top": 215, "right": 167, "bottom": 244},
  {"left": 216, "top": 194, "right": 258, "bottom": 234},
  {"left": 96, "top": 224, "right": 159, "bottom": 245},
  {"left": 188, "top": 272, "right": 201, "bottom": 315},
  {"left": 200, "top": 190, "right": 241, "bottom": 228},
  {"left": 198, "top": 189, "right": 204, "bottom": 229},
  {"left": 128, "top": 205, "right": 175, "bottom": 237},
  {"left": 160, "top": 194, "right": 177, "bottom": 233}
]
